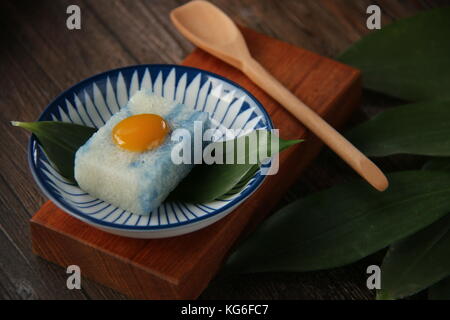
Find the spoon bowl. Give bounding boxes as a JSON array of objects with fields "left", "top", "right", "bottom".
[{"left": 171, "top": 0, "right": 250, "bottom": 68}]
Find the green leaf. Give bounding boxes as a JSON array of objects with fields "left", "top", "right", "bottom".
[
  {"left": 429, "top": 277, "right": 450, "bottom": 300},
  {"left": 224, "top": 171, "right": 450, "bottom": 274},
  {"left": 170, "top": 131, "right": 302, "bottom": 203},
  {"left": 423, "top": 158, "right": 450, "bottom": 171},
  {"left": 170, "top": 162, "right": 255, "bottom": 203},
  {"left": 219, "top": 164, "right": 260, "bottom": 199},
  {"left": 345, "top": 100, "right": 450, "bottom": 157},
  {"left": 12, "top": 121, "right": 96, "bottom": 181},
  {"left": 376, "top": 161, "right": 450, "bottom": 300},
  {"left": 338, "top": 8, "right": 450, "bottom": 101},
  {"left": 377, "top": 213, "right": 450, "bottom": 300}
]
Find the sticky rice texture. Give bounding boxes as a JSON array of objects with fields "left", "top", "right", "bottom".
[{"left": 74, "top": 90, "right": 209, "bottom": 215}]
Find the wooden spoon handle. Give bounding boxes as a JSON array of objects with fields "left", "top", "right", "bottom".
[{"left": 242, "top": 58, "right": 388, "bottom": 191}]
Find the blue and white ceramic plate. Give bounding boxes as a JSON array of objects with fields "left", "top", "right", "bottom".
[{"left": 29, "top": 65, "right": 273, "bottom": 238}]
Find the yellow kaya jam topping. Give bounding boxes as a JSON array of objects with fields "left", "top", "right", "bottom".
[{"left": 112, "top": 114, "right": 169, "bottom": 152}]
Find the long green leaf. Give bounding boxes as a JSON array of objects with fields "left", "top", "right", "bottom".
[
  {"left": 12, "top": 121, "right": 96, "bottom": 181},
  {"left": 345, "top": 100, "right": 450, "bottom": 156},
  {"left": 429, "top": 277, "right": 450, "bottom": 300},
  {"left": 14, "top": 121, "right": 300, "bottom": 202},
  {"left": 377, "top": 213, "right": 450, "bottom": 300},
  {"left": 224, "top": 171, "right": 450, "bottom": 274},
  {"left": 423, "top": 158, "right": 450, "bottom": 171},
  {"left": 338, "top": 8, "right": 450, "bottom": 101},
  {"left": 375, "top": 157, "right": 450, "bottom": 300},
  {"left": 217, "top": 137, "right": 302, "bottom": 200},
  {"left": 170, "top": 131, "right": 302, "bottom": 203}
]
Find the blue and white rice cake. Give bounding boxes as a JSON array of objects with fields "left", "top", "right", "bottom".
[{"left": 74, "top": 90, "right": 209, "bottom": 215}]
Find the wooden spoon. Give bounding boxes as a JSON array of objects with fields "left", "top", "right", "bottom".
[{"left": 171, "top": 0, "right": 388, "bottom": 191}]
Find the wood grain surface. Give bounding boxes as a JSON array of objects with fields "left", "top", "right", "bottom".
[{"left": 0, "top": 0, "right": 444, "bottom": 300}]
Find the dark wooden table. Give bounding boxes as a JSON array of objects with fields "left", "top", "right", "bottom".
[{"left": 1, "top": 0, "right": 445, "bottom": 300}]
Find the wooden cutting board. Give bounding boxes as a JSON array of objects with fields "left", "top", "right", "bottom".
[{"left": 30, "top": 27, "right": 361, "bottom": 299}]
